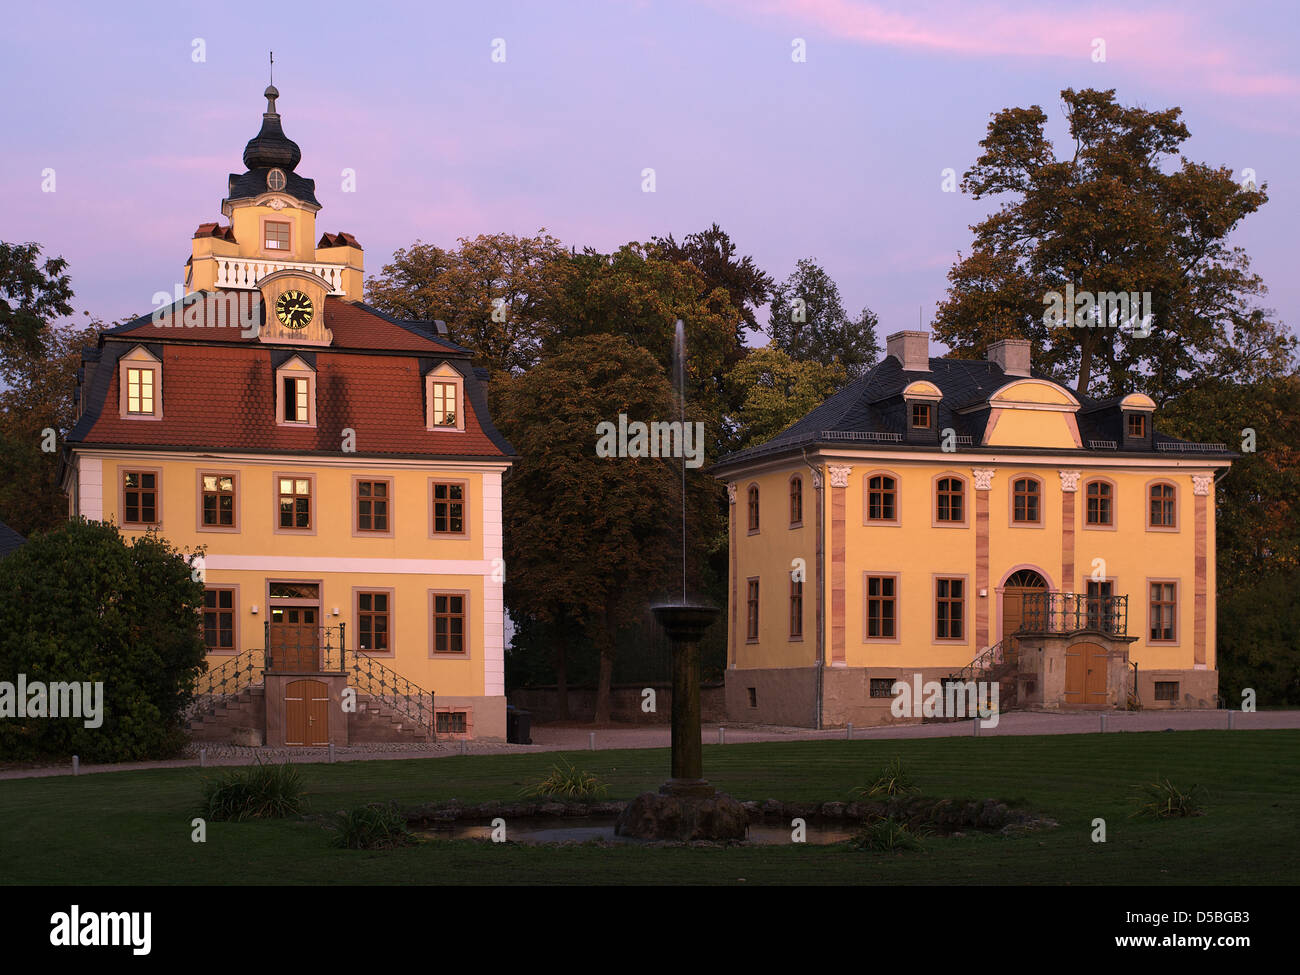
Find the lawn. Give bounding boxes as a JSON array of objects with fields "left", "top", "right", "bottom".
[{"left": 1, "top": 731, "right": 1296, "bottom": 885}]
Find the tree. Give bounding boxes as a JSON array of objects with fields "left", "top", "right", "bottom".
[
  {"left": 0, "top": 242, "right": 74, "bottom": 355},
  {"left": 1216, "top": 569, "right": 1300, "bottom": 707},
  {"left": 0, "top": 320, "right": 106, "bottom": 535},
  {"left": 767, "top": 257, "right": 880, "bottom": 379},
  {"left": 933, "top": 87, "right": 1295, "bottom": 400},
  {"left": 497, "top": 335, "right": 719, "bottom": 723},
  {"left": 649, "top": 223, "right": 773, "bottom": 340},
  {"left": 364, "top": 232, "right": 573, "bottom": 376},
  {"left": 0, "top": 520, "right": 208, "bottom": 761},
  {"left": 726, "top": 346, "right": 847, "bottom": 450}
]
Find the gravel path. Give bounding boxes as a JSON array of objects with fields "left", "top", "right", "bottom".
[{"left": 1, "top": 709, "right": 1295, "bottom": 780}]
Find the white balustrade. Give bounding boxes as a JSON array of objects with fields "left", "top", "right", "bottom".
[{"left": 213, "top": 257, "right": 347, "bottom": 295}]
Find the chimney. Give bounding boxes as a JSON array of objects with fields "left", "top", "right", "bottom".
[
  {"left": 988, "top": 338, "right": 1031, "bottom": 377},
  {"left": 885, "top": 330, "right": 930, "bottom": 372}
]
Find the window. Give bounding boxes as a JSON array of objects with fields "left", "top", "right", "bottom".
[
  {"left": 936, "top": 477, "right": 964, "bottom": 523},
  {"left": 431, "top": 482, "right": 466, "bottom": 535},
  {"left": 201, "top": 474, "right": 236, "bottom": 528},
  {"left": 746, "top": 687, "right": 757, "bottom": 708},
  {"left": 356, "top": 480, "right": 390, "bottom": 533},
  {"left": 746, "top": 579, "right": 759, "bottom": 641},
  {"left": 122, "top": 471, "right": 159, "bottom": 526},
  {"left": 789, "top": 579, "right": 803, "bottom": 639},
  {"left": 1127, "top": 414, "right": 1147, "bottom": 438},
  {"left": 747, "top": 485, "right": 759, "bottom": 532},
  {"left": 264, "top": 220, "right": 290, "bottom": 250},
  {"left": 278, "top": 477, "right": 312, "bottom": 530},
  {"left": 866, "top": 575, "right": 898, "bottom": 638},
  {"left": 1149, "top": 582, "right": 1176, "bottom": 642},
  {"left": 283, "top": 376, "right": 309, "bottom": 423},
  {"left": 126, "top": 368, "right": 155, "bottom": 415},
  {"left": 267, "top": 168, "right": 287, "bottom": 191},
  {"left": 866, "top": 575, "right": 897, "bottom": 639},
  {"left": 911, "top": 403, "right": 932, "bottom": 429},
  {"left": 789, "top": 476, "right": 802, "bottom": 526},
  {"left": 436, "top": 711, "right": 469, "bottom": 735},
  {"left": 432, "top": 593, "right": 466, "bottom": 653},
  {"left": 202, "top": 588, "right": 235, "bottom": 652},
  {"left": 1086, "top": 580, "right": 1114, "bottom": 631},
  {"left": 1149, "top": 482, "right": 1176, "bottom": 528},
  {"left": 357, "top": 591, "right": 390, "bottom": 652},
  {"left": 867, "top": 474, "right": 897, "bottom": 522},
  {"left": 1085, "top": 480, "right": 1113, "bottom": 526},
  {"left": 870, "top": 678, "right": 895, "bottom": 699},
  {"left": 430, "top": 381, "right": 458, "bottom": 426},
  {"left": 936, "top": 578, "right": 964, "bottom": 639},
  {"left": 1012, "top": 477, "right": 1041, "bottom": 523},
  {"left": 1154, "top": 681, "right": 1179, "bottom": 702}
]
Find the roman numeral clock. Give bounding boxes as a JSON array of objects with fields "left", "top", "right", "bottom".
[{"left": 256, "top": 271, "right": 334, "bottom": 345}]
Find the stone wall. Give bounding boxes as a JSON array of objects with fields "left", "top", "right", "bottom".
[{"left": 508, "top": 683, "right": 726, "bottom": 724}]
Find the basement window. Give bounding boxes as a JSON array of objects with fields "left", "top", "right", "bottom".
[
  {"left": 870, "top": 678, "right": 895, "bottom": 699},
  {"left": 1154, "top": 681, "right": 1179, "bottom": 702},
  {"left": 747, "top": 687, "right": 757, "bottom": 708},
  {"left": 436, "top": 711, "right": 469, "bottom": 736}
]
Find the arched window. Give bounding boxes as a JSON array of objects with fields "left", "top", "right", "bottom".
[
  {"left": 867, "top": 473, "right": 897, "bottom": 522},
  {"left": 936, "top": 477, "right": 964, "bottom": 523},
  {"left": 1012, "top": 477, "right": 1041, "bottom": 523},
  {"left": 1085, "top": 480, "right": 1113, "bottom": 526},
  {"left": 1148, "top": 482, "right": 1176, "bottom": 529},
  {"left": 789, "top": 475, "right": 802, "bottom": 527},
  {"left": 747, "top": 485, "right": 760, "bottom": 532}
]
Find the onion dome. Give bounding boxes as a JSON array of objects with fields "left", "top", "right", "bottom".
[{"left": 242, "top": 86, "right": 301, "bottom": 171}]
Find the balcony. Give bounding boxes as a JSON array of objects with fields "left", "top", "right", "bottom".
[
  {"left": 213, "top": 257, "right": 348, "bottom": 295},
  {"left": 1019, "top": 592, "right": 1128, "bottom": 637},
  {"left": 265, "top": 622, "right": 348, "bottom": 673}
]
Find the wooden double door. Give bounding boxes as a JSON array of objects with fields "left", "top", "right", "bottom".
[
  {"left": 285, "top": 679, "right": 329, "bottom": 746},
  {"left": 269, "top": 606, "right": 320, "bottom": 671},
  {"left": 1002, "top": 570, "right": 1047, "bottom": 661},
  {"left": 1064, "top": 642, "right": 1109, "bottom": 707}
]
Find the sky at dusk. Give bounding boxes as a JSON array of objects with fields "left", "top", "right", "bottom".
[{"left": 2, "top": 0, "right": 1296, "bottom": 349}]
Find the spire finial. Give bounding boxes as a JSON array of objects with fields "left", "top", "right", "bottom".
[{"left": 269, "top": 50, "right": 274, "bottom": 86}]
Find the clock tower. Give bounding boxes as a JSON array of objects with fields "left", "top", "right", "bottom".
[{"left": 185, "top": 85, "right": 363, "bottom": 344}]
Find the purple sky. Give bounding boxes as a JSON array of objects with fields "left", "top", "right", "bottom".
[{"left": 2, "top": 0, "right": 1296, "bottom": 351}]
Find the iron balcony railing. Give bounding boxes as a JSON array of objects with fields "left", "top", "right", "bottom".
[
  {"left": 1020, "top": 592, "right": 1128, "bottom": 636},
  {"left": 264, "top": 622, "right": 347, "bottom": 673}
]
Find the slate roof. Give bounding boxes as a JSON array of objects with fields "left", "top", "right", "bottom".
[
  {"left": 68, "top": 294, "right": 513, "bottom": 461},
  {"left": 226, "top": 168, "right": 320, "bottom": 208},
  {"left": 715, "top": 353, "right": 1233, "bottom": 470},
  {"left": 0, "top": 521, "right": 25, "bottom": 560}
]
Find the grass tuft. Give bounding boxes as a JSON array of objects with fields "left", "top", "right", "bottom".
[
  {"left": 853, "top": 756, "right": 919, "bottom": 799},
  {"left": 1130, "top": 776, "right": 1204, "bottom": 819},
  {"left": 519, "top": 761, "right": 609, "bottom": 799},
  {"left": 330, "top": 802, "right": 415, "bottom": 849},
  {"left": 200, "top": 760, "right": 305, "bottom": 821}
]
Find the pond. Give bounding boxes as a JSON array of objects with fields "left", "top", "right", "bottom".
[{"left": 415, "top": 816, "right": 858, "bottom": 846}]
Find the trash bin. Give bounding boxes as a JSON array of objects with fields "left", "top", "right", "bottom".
[{"left": 506, "top": 705, "right": 532, "bottom": 745}]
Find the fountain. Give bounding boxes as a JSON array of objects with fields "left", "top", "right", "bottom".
[{"left": 614, "top": 321, "right": 748, "bottom": 841}]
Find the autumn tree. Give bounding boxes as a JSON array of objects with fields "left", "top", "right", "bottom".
[
  {"left": 726, "top": 346, "right": 847, "bottom": 450},
  {"left": 934, "top": 87, "right": 1294, "bottom": 400},
  {"left": 364, "top": 231, "right": 573, "bottom": 376},
  {"left": 767, "top": 257, "right": 880, "bottom": 380},
  {"left": 497, "top": 335, "right": 719, "bottom": 723},
  {"left": 0, "top": 242, "right": 73, "bottom": 354}
]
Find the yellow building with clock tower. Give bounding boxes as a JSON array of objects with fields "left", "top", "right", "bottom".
[{"left": 62, "top": 86, "right": 516, "bottom": 745}]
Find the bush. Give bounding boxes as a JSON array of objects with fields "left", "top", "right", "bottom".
[
  {"left": 201, "top": 761, "right": 305, "bottom": 821},
  {"left": 330, "top": 802, "right": 414, "bottom": 849},
  {"left": 854, "top": 757, "right": 919, "bottom": 799},
  {"left": 0, "top": 519, "right": 207, "bottom": 762},
  {"left": 519, "top": 761, "right": 608, "bottom": 799},
  {"left": 850, "top": 816, "right": 925, "bottom": 852},
  {"left": 1131, "top": 777, "right": 1204, "bottom": 819}
]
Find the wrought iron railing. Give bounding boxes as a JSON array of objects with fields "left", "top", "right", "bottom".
[
  {"left": 345, "top": 651, "right": 436, "bottom": 742},
  {"left": 1020, "top": 593, "right": 1127, "bottom": 636},
  {"left": 186, "top": 648, "right": 265, "bottom": 721},
  {"left": 264, "top": 622, "right": 347, "bottom": 673},
  {"left": 952, "top": 640, "right": 1005, "bottom": 684},
  {"left": 1155, "top": 442, "right": 1228, "bottom": 453}
]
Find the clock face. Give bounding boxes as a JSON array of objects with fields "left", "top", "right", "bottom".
[{"left": 275, "top": 290, "right": 313, "bottom": 329}]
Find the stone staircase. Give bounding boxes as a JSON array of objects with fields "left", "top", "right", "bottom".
[{"left": 186, "top": 688, "right": 430, "bottom": 745}]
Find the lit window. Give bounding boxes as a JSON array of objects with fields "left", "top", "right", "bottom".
[
  {"left": 278, "top": 477, "right": 312, "bottom": 529},
  {"left": 282, "top": 377, "right": 310, "bottom": 423},
  {"left": 201, "top": 474, "right": 236, "bottom": 528},
  {"left": 126, "top": 368, "right": 154, "bottom": 414},
  {"left": 431, "top": 382, "right": 457, "bottom": 426}
]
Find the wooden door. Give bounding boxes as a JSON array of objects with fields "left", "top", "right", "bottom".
[
  {"left": 1064, "top": 642, "right": 1109, "bottom": 708},
  {"left": 1002, "top": 573, "right": 1046, "bottom": 662},
  {"left": 269, "top": 607, "right": 320, "bottom": 671},
  {"left": 285, "top": 679, "right": 329, "bottom": 746}
]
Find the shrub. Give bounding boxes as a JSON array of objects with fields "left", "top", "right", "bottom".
[
  {"left": 1131, "top": 777, "right": 1204, "bottom": 819},
  {"left": 854, "top": 757, "right": 919, "bottom": 799},
  {"left": 850, "top": 816, "right": 925, "bottom": 852},
  {"left": 201, "top": 761, "right": 305, "bottom": 821},
  {"left": 519, "top": 761, "right": 608, "bottom": 799},
  {"left": 331, "top": 802, "right": 414, "bottom": 849}
]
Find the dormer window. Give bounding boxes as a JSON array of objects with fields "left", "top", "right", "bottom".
[
  {"left": 118, "top": 346, "right": 163, "bottom": 420},
  {"left": 902, "top": 380, "right": 942, "bottom": 445},
  {"left": 275, "top": 356, "right": 316, "bottom": 427},
  {"left": 425, "top": 364, "right": 466, "bottom": 432},
  {"left": 1127, "top": 413, "right": 1146, "bottom": 438},
  {"left": 265, "top": 220, "right": 290, "bottom": 250},
  {"left": 911, "top": 403, "right": 931, "bottom": 429}
]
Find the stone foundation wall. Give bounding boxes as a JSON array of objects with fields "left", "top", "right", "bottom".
[{"left": 1135, "top": 670, "right": 1219, "bottom": 709}]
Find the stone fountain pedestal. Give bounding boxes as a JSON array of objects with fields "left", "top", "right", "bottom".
[{"left": 614, "top": 604, "right": 748, "bottom": 841}]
